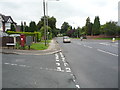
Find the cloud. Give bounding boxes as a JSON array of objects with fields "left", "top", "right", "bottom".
[{"left": 0, "top": 0, "right": 119, "bottom": 28}]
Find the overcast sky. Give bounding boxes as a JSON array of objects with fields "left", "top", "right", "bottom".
[{"left": 0, "top": 0, "right": 119, "bottom": 28}]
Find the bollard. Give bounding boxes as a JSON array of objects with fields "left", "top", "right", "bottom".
[{"left": 112, "top": 38, "right": 115, "bottom": 43}]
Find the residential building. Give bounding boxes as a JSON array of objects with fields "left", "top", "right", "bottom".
[{"left": 0, "top": 13, "right": 16, "bottom": 32}]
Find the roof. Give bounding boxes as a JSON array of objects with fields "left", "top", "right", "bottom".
[{"left": 0, "top": 13, "right": 16, "bottom": 24}]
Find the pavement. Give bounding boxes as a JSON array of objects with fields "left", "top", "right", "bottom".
[{"left": 1, "top": 38, "right": 61, "bottom": 55}]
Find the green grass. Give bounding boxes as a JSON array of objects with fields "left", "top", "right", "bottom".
[
  {"left": 30, "top": 43, "right": 49, "bottom": 50},
  {"left": 15, "top": 40, "right": 50, "bottom": 50},
  {"left": 94, "top": 38, "right": 120, "bottom": 40}
]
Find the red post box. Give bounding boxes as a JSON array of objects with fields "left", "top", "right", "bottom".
[{"left": 20, "top": 34, "right": 26, "bottom": 47}]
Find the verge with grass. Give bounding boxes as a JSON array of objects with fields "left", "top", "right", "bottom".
[
  {"left": 94, "top": 38, "right": 120, "bottom": 40},
  {"left": 30, "top": 43, "right": 49, "bottom": 50}
]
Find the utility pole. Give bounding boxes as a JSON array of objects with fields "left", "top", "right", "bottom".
[{"left": 43, "top": 0, "right": 47, "bottom": 46}]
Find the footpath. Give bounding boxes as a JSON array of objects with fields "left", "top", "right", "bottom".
[{"left": 1, "top": 38, "right": 61, "bottom": 55}]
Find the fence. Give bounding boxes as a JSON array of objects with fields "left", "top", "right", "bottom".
[{"left": 2, "top": 36, "right": 20, "bottom": 47}]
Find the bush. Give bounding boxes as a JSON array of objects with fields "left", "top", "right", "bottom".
[{"left": 6, "top": 31, "right": 42, "bottom": 42}]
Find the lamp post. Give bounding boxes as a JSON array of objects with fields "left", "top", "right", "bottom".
[
  {"left": 46, "top": 0, "right": 59, "bottom": 44},
  {"left": 43, "top": 0, "right": 47, "bottom": 46}
]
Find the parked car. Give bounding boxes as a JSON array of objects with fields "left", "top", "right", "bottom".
[{"left": 63, "top": 36, "right": 71, "bottom": 43}]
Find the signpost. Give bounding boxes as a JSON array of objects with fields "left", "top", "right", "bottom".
[{"left": 26, "top": 36, "right": 33, "bottom": 50}]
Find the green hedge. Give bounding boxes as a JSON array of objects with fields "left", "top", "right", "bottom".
[{"left": 7, "top": 31, "right": 42, "bottom": 42}]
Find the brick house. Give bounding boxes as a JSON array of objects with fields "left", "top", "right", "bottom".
[{"left": 0, "top": 14, "right": 17, "bottom": 32}]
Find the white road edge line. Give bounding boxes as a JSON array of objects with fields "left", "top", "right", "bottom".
[
  {"left": 97, "top": 49, "right": 118, "bottom": 57},
  {"left": 4, "top": 63, "right": 10, "bottom": 65},
  {"left": 76, "top": 85, "right": 80, "bottom": 88},
  {"left": 56, "top": 63, "right": 60, "bottom": 66}
]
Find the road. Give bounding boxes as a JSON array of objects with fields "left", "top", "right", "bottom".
[
  {"left": 56, "top": 37, "right": 118, "bottom": 88},
  {"left": 2, "top": 37, "right": 118, "bottom": 88},
  {"left": 2, "top": 53, "right": 77, "bottom": 88}
]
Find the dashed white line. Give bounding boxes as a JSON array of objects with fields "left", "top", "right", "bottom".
[
  {"left": 57, "top": 67, "right": 62, "bottom": 71},
  {"left": 56, "top": 59, "right": 59, "bottom": 61},
  {"left": 60, "top": 52, "right": 64, "bottom": 58},
  {"left": 64, "top": 63, "right": 68, "bottom": 66},
  {"left": 83, "top": 45, "right": 93, "bottom": 48},
  {"left": 76, "top": 85, "right": 80, "bottom": 88},
  {"left": 19, "top": 65, "right": 27, "bottom": 67},
  {"left": 66, "top": 67, "right": 71, "bottom": 72},
  {"left": 97, "top": 49, "right": 118, "bottom": 57},
  {"left": 4, "top": 63, "right": 10, "bottom": 65},
  {"left": 56, "top": 63, "right": 60, "bottom": 66},
  {"left": 11, "top": 64, "right": 17, "bottom": 66}
]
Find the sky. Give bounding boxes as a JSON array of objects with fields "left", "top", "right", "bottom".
[{"left": 0, "top": 0, "right": 119, "bottom": 29}]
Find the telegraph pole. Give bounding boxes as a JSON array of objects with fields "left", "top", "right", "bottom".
[{"left": 43, "top": 0, "right": 47, "bottom": 46}]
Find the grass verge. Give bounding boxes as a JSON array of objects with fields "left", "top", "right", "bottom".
[
  {"left": 94, "top": 38, "right": 120, "bottom": 40},
  {"left": 30, "top": 43, "right": 49, "bottom": 50}
]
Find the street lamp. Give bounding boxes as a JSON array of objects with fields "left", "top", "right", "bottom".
[
  {"left": 46, "top": 0, "right": 59, "bottom": 44},
  {"left": 43, "top": 0, "right": 47, "bottom": 46}
]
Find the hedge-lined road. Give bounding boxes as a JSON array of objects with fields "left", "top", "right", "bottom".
[{"left": 2, "top": 37, "right": 118, "bottom": 88}]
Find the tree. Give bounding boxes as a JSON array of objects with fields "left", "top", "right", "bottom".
[
  {"left": 40, "top": 26, "right": 52, "bottom": 40},
  {"left": 20, "top": 22, "right": 24, "bottom": 32},
  {"left": 29, "top": 21, "right": 37, "bottom": 32},
  {"left": 92, "top": 16, "right": 101, "bottom": 35},
  {"left": 10, "top": 24, "right": 16, "bottom": 31},
  {"left": 85, "top": 17, "right": 90, "bottom": 35},
  {"left": 102, "top": 21, "right": 117, "bottom": 36},
  {"left": 24, "top": 26, "right": 29, "bottom": 32},
  {"left": 37, "top": 16, "right": 57, "bottom": 37},
  {"left": 61, "top": 22, "right": 72, "bottom": 35}
]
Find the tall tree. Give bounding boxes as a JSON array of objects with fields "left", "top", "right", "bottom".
[
  {"left": 20, "top": 22, "right": 24, "bottom": 32},
  {"left": 29, "top": 21, "right": 37, "bottom": 32},
  {"left": 37, "top": 16, "right": 57, "bottom": 37},
  {"left": 61, "top": 22, "right": 71, "bottom": 35},
  {"left": 85, "top": 17, "right": 90, "bottom": 35},
  {"left": 24, "top": 26, "right": 29, "bottom": 32},
  {"left": 102, "top": 21, "right": 117, "bottom": 36},
  {"left": 92, "top": 16, "right": 101, "bottom": 35}
]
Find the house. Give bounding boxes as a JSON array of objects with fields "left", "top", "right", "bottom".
[{"left": 0, "top": 13, "right": 17, "bottom": 32}]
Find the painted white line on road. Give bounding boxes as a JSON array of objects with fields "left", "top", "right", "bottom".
[
  {"left": 83, "top": 45, "right": 93, "bottom": 48},
  {"left": 60, "top": 52, "right": 64, "bottom": 58},
  {"left": 97, "top": 49, "right": 118, "bottom": 57},
  {"left": 19, "top": 65, "right": 27, "bottom": 67},
  {"left": 4, "top": 63, "right": 10, "bottom": 65},
  {"left": 11, "top": 64, "right": 17, "bottom": 66},
  {"left": 62, "top": 58, "right": 66, "bottom": 62},
  {"left": 56, "top": 59, "right": 59, "bottom": 61},
  {"left": 56, "top": 63, "right": 60, "bottom": 66},
  {"left": 55, "top": 53, "right": 59, "bottom": 60},
  {"left": 66, "top": 68, "right": 71, "bottom": 72},
  {"left": 76, "top": 85, "right": 80, "bottom": 88},
  {"left": 57, "top": 67, "right": 62, "bottom": 71},
  {"left": 64, "top": 63, "right": 68, "bottom": 66}
]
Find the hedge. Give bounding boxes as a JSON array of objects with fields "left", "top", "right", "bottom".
[{"left": 6, "top": 31, "right": 42, "bottom": 42}]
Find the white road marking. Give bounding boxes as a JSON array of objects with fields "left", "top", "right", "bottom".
[
  {"left": 4, "top": 63, "right": 10, "bottom": 65},
  {"left": 76, "top": 85, "right": 80, "bottom": 88},
  {"left": 11, "top": 64, "right": 17, "bottom": 66},
  {"left": 60, "top": 52, "right": 64, "bottom": 58},
  {"left": 57, "top": 67, "right": 62, "bottom": 71},
  {"left": 62, "top": 58, "right": 66, "bottom": 62},
  {"left": 66, "top": 68, "right": 71, "bottom": 72},
  {"left": 56, "top": 59, "right": 59, "bottom": 61},
  {"left": 55, "top": 54, "right": 59, "bottom": 60},
  {"left": 97, "top": 49, "right": 118, "bottom": 57},
  {"left": 64, "top": 63, "right": 68, "bottom": 66},
  {"left": 83, "top": 45, "right": 93, "bottom": 48},
  {"left": 19, "top": 65, "right": 27, "bottom": 67},
  {"left": 56, "top": 63, "right": 60, "bottom": 66}
]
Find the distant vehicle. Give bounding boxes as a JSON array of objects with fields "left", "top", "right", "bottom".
[{"left": 63, "top": 36, "right": 71, "bottom": 43}]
